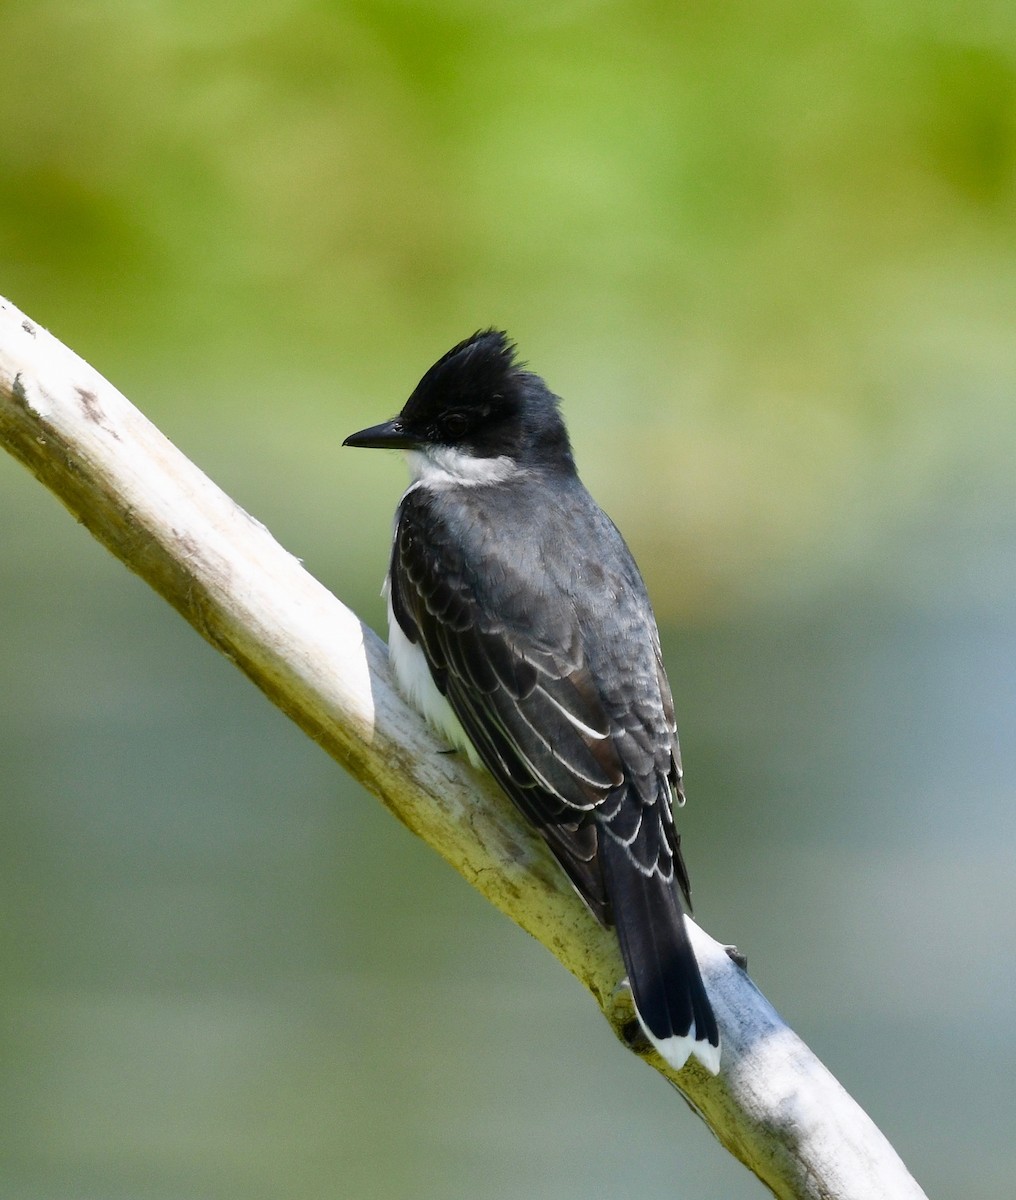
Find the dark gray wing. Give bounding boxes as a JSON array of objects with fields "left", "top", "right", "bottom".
[{"left": 390, "top": 485, "right": 691, "bottom": 923}]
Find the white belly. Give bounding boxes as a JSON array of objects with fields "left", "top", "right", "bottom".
[{"left": 386, "top": 594, "right": 483, "bottom": 769}]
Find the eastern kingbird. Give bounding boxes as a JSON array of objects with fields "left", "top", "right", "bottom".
[{"left": 344, "top": 331, "right": 720, "bottom": 1073}]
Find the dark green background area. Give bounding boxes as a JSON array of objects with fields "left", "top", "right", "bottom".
[{"left": 2, "top": 4, "right": 1014, "bottom": 1198}]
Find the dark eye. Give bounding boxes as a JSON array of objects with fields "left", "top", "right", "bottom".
[{"left": 442, "top": 411, "right": 469, "bottom": 438}]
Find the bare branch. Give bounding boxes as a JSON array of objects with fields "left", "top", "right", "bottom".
[{"left": 0, "top": 295, "right": 927, "bottom": 1200}]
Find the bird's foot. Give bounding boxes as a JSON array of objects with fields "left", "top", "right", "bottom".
[{"left": 724, "top": 944, "right": 748, "bottom": 971}]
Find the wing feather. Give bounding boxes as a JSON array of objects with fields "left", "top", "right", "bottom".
[{"left": 391, "top": 487, "right": 692, "bottom": 920}]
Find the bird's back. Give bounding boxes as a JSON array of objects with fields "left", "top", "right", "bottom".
[{"left": 394, "top": 469, "right": 688, "bottom": 898}]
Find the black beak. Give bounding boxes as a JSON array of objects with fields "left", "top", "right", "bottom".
[{"left": 342, "top": 417, "right": 419, "bottom": 450}]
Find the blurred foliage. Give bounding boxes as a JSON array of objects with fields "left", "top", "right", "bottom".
[
  {"left": 2, "top": 4, "right": 1015, "bottom": 1199},
  {"left": 3, "top": 0, "right": 1016, "bottom": 616}
]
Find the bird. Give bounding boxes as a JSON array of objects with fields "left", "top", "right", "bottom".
[{"left": 343, "top": 330, "right": 720, "bottom": 1074}]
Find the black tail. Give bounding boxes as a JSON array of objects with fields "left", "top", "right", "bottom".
[{"left": 601, "top": 835, "right": 720, "bottom": 1073}]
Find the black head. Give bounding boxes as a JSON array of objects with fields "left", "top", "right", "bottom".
[{"left": 343, "top": 330, "right": 575, "bottom": 470}]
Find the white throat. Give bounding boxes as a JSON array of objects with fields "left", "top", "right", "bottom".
[{"left": 405, "top": 445, "right": 517, "bottom": 489}]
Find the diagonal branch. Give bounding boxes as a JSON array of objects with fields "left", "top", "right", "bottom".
[{"left": 0, "top": 294, "right": 927, "bottom": 1200}]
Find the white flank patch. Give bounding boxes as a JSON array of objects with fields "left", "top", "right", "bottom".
[
  {"left": 405, "top": 445, "right": 517, "bottom": 489},
  {"left": 387, "top": 596, "right": 483, "bottom": 768}
]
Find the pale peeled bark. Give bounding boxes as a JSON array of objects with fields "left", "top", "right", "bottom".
[{"left": 0, "top": 295, "right": 928, "bottom": 1200}]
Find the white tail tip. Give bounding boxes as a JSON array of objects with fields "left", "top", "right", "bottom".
[{"left": 639, "top": 1014, "right": 722, "bottom": 1075}]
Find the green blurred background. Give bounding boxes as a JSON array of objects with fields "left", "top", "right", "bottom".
[{"left": 2, "top": 2, "right": 1015, "bottom": 1197}]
